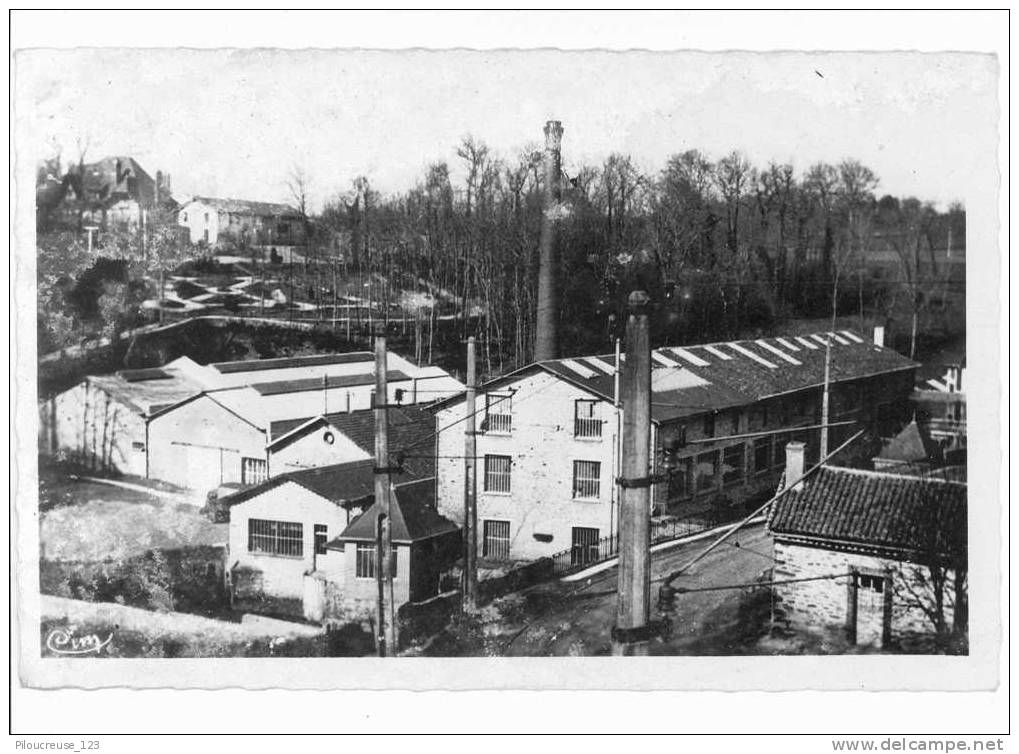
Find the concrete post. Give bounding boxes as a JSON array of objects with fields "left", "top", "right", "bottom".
[
  {"left": 613, "top": 290, "right": 652, "bottom": 656},
  {"left": 374, "top": 330, "right": 397, "bottom": 654}
]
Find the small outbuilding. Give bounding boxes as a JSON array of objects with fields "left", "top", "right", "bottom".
[{"left": 769, "top": 463, "right": 967, "bottom": 651}]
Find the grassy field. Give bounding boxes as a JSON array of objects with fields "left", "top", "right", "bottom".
[{"left": 40, "top": 475, "right": 226, "bottom": 563}]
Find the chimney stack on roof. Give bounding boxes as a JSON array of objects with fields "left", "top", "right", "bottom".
[
  {"left": 782, "top": 441, "right": 807, "bottom": 494},
  {"left": 873, "top": 325, "right": 885, "bottom": 348}
]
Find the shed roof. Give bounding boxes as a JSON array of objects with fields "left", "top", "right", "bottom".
[
  {"left": 86, "top": 356, "right": 215, "bottom": 416},
  {"left": 336, "top": 478, "right": 458, "bottom": 545},
  {"left": 769, "top": 466, "right": 966, "bottom": 560}
]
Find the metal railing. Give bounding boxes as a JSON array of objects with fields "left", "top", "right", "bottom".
[
  {"left": 574, "top": 417, "right": 603, "bottom": 438},
  {"left": 548, "top": 511, "right": 741, "bottom": 578},
  {"left": 485, "top": 413, "right": 513, "bottom": 434}
]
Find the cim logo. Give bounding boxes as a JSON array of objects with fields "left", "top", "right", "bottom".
[{"left": 45, "top": 625, "right": 113, "bottom": 656}]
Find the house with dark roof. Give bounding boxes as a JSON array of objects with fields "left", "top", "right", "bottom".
[
  {"left": 177, "top": 196, "right": 306, "bottom": 249},
  {"left": 220, "top": 457, "right": 454, "bottom": 620},
  {"left": 267, "top": 405, "right": 435, "bottom": 477},
  {"left": 312, "top": 478, "right": 460, "bottom": 621},
  {"left": 769, "top": 460, "right": 967, "bottom": 651},
  {"left": 431, "top": 328, "right": 918, "bottom": 563}
]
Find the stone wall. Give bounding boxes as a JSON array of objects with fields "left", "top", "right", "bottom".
[{"left": 773, "top": 539, "right": 957, "bottom": 648}]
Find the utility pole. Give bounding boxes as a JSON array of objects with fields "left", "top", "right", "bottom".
[
  {"left": 534, "top": 120, "right": 564, "bottom": 362},
  {"left": 373, "top": 328, "right": 398, "bottom": 655},
  {"left": 613, "top": 290, "right": 653, "bottom": 656},
  {"left": 820, "top": 339, "right": 832, "bottom": 458},
  {"left": 463, "top": 336, "right": 479, "bottom": 612}
]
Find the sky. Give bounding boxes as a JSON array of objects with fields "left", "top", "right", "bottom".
[{"left": 16, "top": 48, "right": 998, "bottom": 212}]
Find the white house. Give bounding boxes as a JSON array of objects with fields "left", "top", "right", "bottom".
[
  {"left": 431, "top": 330, "right": 918, "bottom": 565},
  {"left": 222, "top": 459, "right": 453, "bottom": 621},
  {"left": 267, "top": 405, "right": 435, "bottom": 476},
  {"left": 177, "top": 196, "right": 305, "bottom": 248}
]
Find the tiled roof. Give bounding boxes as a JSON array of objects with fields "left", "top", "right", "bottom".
[
  {"left": 434, "top": 330, "right": 918, "bottom": 423},
  {"left": 250, "top": 370, "right": 411, "bottom": 396},
  {"left": 268, "top": 406, "right": 436, "bottom": 478},
  {"left": 769, "top": 466, "right": 966, "bottom": 558},
  {"left": 221, "top": 457, "right": 432, "bottom": 510},
  {"left": 210, "top": 352, "right": 374, "bottom": 374},
  {"left": 189, "top": 196, "right": 300, "bottom": 217},
  {"left": 337, "top": 478, "right": 458, "bottom": 544}
]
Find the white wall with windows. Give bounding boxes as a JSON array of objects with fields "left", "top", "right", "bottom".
[
  {"left": 435, "top": 369, "right": 619, "bottom": 562},
  {"left": 228, "top": 480, "right": 350, "bottom": 598}
]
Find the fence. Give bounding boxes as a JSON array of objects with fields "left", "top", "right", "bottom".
[{"left": 548, "top": 511, "right": 743, "bottom": 578}]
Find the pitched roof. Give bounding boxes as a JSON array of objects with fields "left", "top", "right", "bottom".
[
  {"left": 267, "top": 406, "right": 436, "bottom": 477},
  {"left": 337, "top": 478, "right": 458, "bottom": 544},
  {"left": 221, "top": 457, "right": 432, "bottom": 510},
  {"left": 188, "top": 196, "right": 300, "bottom": 217},
  {"left": 769, "top": 466, "right": 967, "bottom": 559},
  {"left": 250, "top": 370, "right": 412, "bottom": 396},
  {"left": 432, "top": 330, "right": 917, "bottom": 423},
  {"left": 877, "top": 418, "right": 940, "bottom": 463},
  {"left": 210, "top": 351, "right": 374, "bottom": 374},
  {"left": 86, "top": 356, "right": 216, "bottom": 416}
]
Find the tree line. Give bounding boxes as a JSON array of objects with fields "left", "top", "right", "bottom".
[{"left": 308, "top": 138, "right": 965, "bottom": 371}]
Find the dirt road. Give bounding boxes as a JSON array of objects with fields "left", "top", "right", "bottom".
[{"left": 504, "top": 525, "right": 775, "bottom": 656}]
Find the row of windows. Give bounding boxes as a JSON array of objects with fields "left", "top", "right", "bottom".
[
  {"left": 483, "top": 396, "right": 604, "bottom": 439},
  {"left": 480, "top": 520, "right": 602, "bottom": 566},
  {"left": 247, "top": 519, "right": 328, "bottom": 558},
  {"left": 483, "top": 455, "right": 602, "bottom": 500}
]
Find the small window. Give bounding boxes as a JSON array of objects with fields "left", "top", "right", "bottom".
[
  {"left": 182, "top": 211, "right": 188, "bottom": 222},
  {"left": 314, "top": 524, "right": 328, "bottom": 555},
  {"left": 695, "top": 450, "right": 719, "bottom": 492},
  {"left": 722, "top": 444, "right": 744, "bottom": 486},
  {"left": 572, "top": 460, "right": 601, "bottom": 499},
  {"left": 859, "top": 574, "right": 885, "bottom": 593},
  {"left": 484, "top": 393, "right": 512, "bottom": 434},
  {"left": 482, "top": 520, "right": 511, "bottom": 560},
  {"left": 703, "top": 413, "right": 715, "bottom": 438},
  {"left": 355, "top": 543, "right": 398, "bottom": 579},
  {"left": 728, "top": 412, "right": 740, "bottom": 436},
  {"left": 242, "top": 457, "right": 268, "bottom": 485},
  {"left": 574, "top": 400, "right": 602, "bottom": 438},
  {"left": 132, "top": 441, "right": 146, "bottom": 452},
  {"left": 484, "top": 455, "right": 512, "bottom": 493},
  {"left": 204, "top": 212, "right": 210, "bottom": 223}
]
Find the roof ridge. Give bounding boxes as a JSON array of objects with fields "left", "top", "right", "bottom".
[{"left": 820, "top": 464, "right": 967, "bottom": 486}]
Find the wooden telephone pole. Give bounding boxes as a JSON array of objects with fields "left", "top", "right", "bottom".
[
  {"left": 463, "top": 336, "right": 479, "bottom": 611},
  {"left": 613, "top": 290, "right": 653, "bottom": 656},
  {"left": 373, "top": 328, "right": 398, "bottom": 655}
]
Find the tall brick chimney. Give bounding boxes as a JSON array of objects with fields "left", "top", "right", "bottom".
[{"left": 534, "top": 120, "right": 564, "bottom": 362}]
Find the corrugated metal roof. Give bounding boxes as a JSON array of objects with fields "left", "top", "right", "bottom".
[
  {"left": 210, "top": 351, "right": 374, "bottom": 374},
  {"left": 250, "top": 370, "right": 411, "bottom": 396},
  {"left": 437, "top": 330, "right": 917, "bottom": 424},
  {"left": 769, "top": 466, "right": 966, "bottom": 558}
]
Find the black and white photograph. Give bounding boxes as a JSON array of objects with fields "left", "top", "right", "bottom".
[{"left": 9, "top": 8, "right": 1008, "bottom": 744}]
